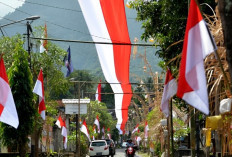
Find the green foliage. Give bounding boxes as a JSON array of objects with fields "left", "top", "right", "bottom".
[
  {"left": 130, "top": 0, "right": 216, "bottom": 69},
  {"left": 66, "top": 70, "right": 95, "bottom": 99},
  {"left": 101, "top": 83, "right": 114, "bottom": 109},
  {"left": 173, "top": 118, "right": 190, "bottom": 139},
  {"left": 0, "top": 42, "right": 36, "bottom": 156},
  {"left": 139, "top": 126, "right": 144, "bottom": 132}
]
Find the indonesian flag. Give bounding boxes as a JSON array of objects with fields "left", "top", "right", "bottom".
[
  {"left": 144, "top": 121, "right": 149, "bottom": 139},
  {"left": 0, "top": 57, "right": 19, "bottom": 129},
  {"left": 161, "top": 69, "right": 177, "bottom": 117},
  {"left": 40, "top": 23, "right": 47, "bottom": 53},
  {"left": 93, "top": 125, "right": 96, "bottom": 134},
  {"left": 80, "top": 119, "right": 91, "bottom": 142},
  {"left": 55, "top": 115, "right": 64, "bottom": 128},
  {"left": 61, "top": 120, "right": 68, "bottom": 149},
  {"left": 102, "top": 126, "right": 105, "bottom": 134},
  {"left": 92, "top": 135, "right": 95, "bottom": 141},
  {"left": 95, "top": 80, "right": 101, "bottom": 102},
  {"left": 107, "top": 128, "right": 111, "bottom": 139},
  {"left": 78, "top": 0, "right": 132, "bottom": 133},
  {"left": 176, "top": 0, "right": 217, "bottom": 115},
  {"left": 132, "top": 124, "right": 139, "bottom": 134},
  {"left": 94, "top": 115, "right": 100, "bottom": 133},
  {"left": 136, "top": 136, "right": 142, "bottom": 146},
  {"left": 33, "top": 69, "right": 46, "bottom": 120}
]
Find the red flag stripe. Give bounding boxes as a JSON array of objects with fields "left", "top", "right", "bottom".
[{"left": 99, "top": 0, "right": 132, "bottom": 132}]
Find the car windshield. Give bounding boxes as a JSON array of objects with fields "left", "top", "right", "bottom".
[{"left": 91, "top": 142, "right": 106, "bottom": 147}]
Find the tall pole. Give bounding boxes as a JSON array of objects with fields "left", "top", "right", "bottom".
[
  {"left": 26, "top": 21, "right": 32, "bottom": 69},
  {"left": 78, "top": 81, "right": 81, "bottom": 157}
]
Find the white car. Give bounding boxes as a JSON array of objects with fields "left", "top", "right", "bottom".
[{"left": 89, "top": 140, "right": 110, "bottom": 157}]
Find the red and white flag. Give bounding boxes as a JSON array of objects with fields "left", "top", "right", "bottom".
[
  {"left": 132, "top": 124, "right": 139, "bottom": 134},
  {"left": 107, "top": 128, "right": 111, "bottom": 139},
  {"left": 80, "top": 119, "right": 91, "bottom": 142},
  {"left": 78, "top": 0, "right": 132, "bottom": 133},
  {"left": 94, "top": 115, "right": 100, "bottom": 133},
  {"left": 0, "top": 57, "right": 19, "bottom": 129},
  {"left": 61, "top": 120, "right": 68, "bottom": 149},
  {"left": 161, "top": 69, "right": 177, "bottom": 117},
  {"left": 33, "top": 69, "right": 46, "bottom": 120},
  {"left": 93, "top": 125, "right": 96, "bottom": 134},
  {"left": 40, "top": 23, "right": 47, "bottom": 53},
  {"left": 55, "top": 115, "right": 64, "bottom": 128},
  {"left": 144, "top": 121, "right": 149, "bottom": 139},
  {"left": 177, "top": 0, "right": 217, "bottom": 115},
  {"left": 92, "top": 135, "right": 95, "bottom": 141},
  {"left": 95, "top": 80, "right": 101, "bottom": 102}
]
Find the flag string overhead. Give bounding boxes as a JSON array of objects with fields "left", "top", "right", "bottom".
[
  {"left": 0, "top": 57, "right": 19, "bottom": 129},
  {"left": 177, "top": 0, "right": 217, "bottom": 115},
  {"left": 78, "top": 0, "right": 132, "bottom": 133}
]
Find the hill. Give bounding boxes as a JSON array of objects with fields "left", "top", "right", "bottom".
[{"left": 0, "top": 0, "right": 161, "bottom": 81}]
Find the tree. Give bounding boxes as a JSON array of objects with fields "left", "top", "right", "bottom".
[
  {"left": 0, "top": 42, "right": 36, "bottom": 156},
  {"left": 130, "top": 0, "right": 215, "bottom": 69}
]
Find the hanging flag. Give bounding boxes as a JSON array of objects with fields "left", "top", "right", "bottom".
[
  {"left": 102, "top": 126, "right": 105, "bottom": 134},
  {"left": 161, "top": 68, "right": 177, "bottom": 117},
  {"left": 93, "top": 125, "right": 96, "bottom": 134},
  {"left": 95, "top": 80, "right": 101, "bottom": 102},
  {"left": 132, "top": 124, "right": 139, "bottom": 134},
  {"left": 78, "top": 0, "right": 132, "bottom": 133},
  {"left": 55, "top": 115, "right": 64, "bottom": 128},
  {"left": 176, "top": 0, "right": 217, "bottom": 115},
  {"left": 94, "top": 115, "right": 100, "bottom": 133},
  {"left": 64, "top": 46, "right": 74, "bottom": 77},
  {"left": 61, "top": 120, "right": 68, "bottom": 149},
  {"left": 136, "top": 136, "right": 142, "bottom": 146},
  {"left": 40, "top": 23, "right": 48, "bottom": 53},
  {"left": 144, "top": 121, "right": 149, "bottom": 139},
  {"left": 107, "top": 128, "right": 111, "bottom": 139},
  {"left": 0, "top": 57, "right": 19, "bottom": 129},
  {"left": 33, "top": 69, "right": 46, "bottom": 120},
  {"left": 92, "top": 135, "right": 95, "bottom": 141},
  {"left": 80, "top": 119, "right": 91, "bottom": 142}
]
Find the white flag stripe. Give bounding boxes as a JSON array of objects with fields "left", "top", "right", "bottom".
[
  {"left": 33, "top": 80, "right": 43, "bottom": 98},
  {"left": 78, "top": 0, "right": 126, "bottom": 133},
  {"left": 0, "top": 75, "right": 19, "bottom": 128}
]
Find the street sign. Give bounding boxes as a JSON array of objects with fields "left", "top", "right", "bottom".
[{"left": 62, "top": 99, "right": 90, "bottom": 115}]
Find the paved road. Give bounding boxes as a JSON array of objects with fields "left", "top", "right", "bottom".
[{"left": 114, "top": 148, "right": 141, "bottom": 157}]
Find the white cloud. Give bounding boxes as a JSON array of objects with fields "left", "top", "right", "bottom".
[{"left": 0, "top": 0, "right": 25, "bottom": 19}]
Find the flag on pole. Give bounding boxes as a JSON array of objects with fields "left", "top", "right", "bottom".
[
  {"left": 95, "top": 80, "right": 101, "bottom": 102},
  {"left": 132, "top": 124, "right": 139, "bottom": 134},
  {"left": 40, "top": 23, "right": 47, "bottom": 53},
  {"left": 92, "top": 135, "right": 95, "bottom": 141},
  {"left": 64, "top": 46, "right": 74, "bottom": 77},
  {"left": 78, "top": 0, "right": 132, "bottom": 133},
  {"left": 0, "top": 57, "right": 19, "bottom": 129},
  {"left": 33, "top": 69, "right": 46, "bottom": 120},
  {"left": 55, "top": 115, "right": 64, "bottom": 128},
  {"left": 161, "top": 69, "right": 177, "bottom": 117},
  {"left": 61, "top": 120, "right": 68, "bottom": 149},
  {"left": 93, "top": 125, "right": 96, "bottom": 134},
  {"left": 107, "top": 128, "right": 111, "bottom": 139},
  {"left": 176, "top": 0, "right": 217, "bottom": 115},
  {"left": 94, "top": 115, "right": 100, "bottom": 133},
  {"left": 101, "top": 126, "right": 105, "bottom": 139},
  {"left": 80, "top": 119, "right": 91, "bottom": 142},
  {"left": 144, "top": 121, "right": 149, "bottom": 139}
]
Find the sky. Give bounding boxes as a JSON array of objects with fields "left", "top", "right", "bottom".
[{"left": 0, "top": 0, "right": 25, "bottom": 19}]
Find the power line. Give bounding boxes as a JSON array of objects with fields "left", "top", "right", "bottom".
[
  {"left": 15, "top": 0, "right": 82, "bottom": 13},
  {"left": 31, "top": 37, "right": 157, "bottom": 47},
  {"left": 0, "top": 1, "right": 119, "bottom": 41}
]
